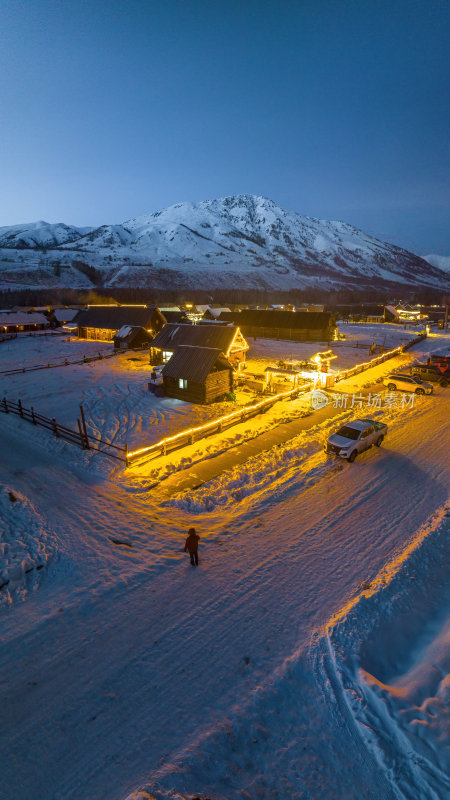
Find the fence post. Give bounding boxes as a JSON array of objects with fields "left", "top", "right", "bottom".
[
  {"left": 31, "top": 406, "right": 36, "bottom": 425},
  {"left": 189, "top": 432, "right": 194, "bottom": 444},
  {"left": 77, "top": 418, "right": 85, "bottom": 448},
  {"left": 162, "top": 440, "right": 167, "bottom": 456},
  {"left": 18, "top": 399, "right": 24, "bottom": 417},
  {"left": 3, "top": 397, "right": 8, "bottom": 413},
  {"left": 79, "top": 404, "right": 90, "bottom": 449},
  {"left": 125, "top": 442, "right": 129, "bottom": 467},
  {"left": 52, "top": 418, "right": 59, "bottom": 438}
]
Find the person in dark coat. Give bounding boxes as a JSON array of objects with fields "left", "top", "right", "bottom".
[{"left": 184, "top": 527, "right": 200, "bottom": 566}]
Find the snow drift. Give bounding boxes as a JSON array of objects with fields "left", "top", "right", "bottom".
[{"left": 0, "top": 484, "right": 58, "bottom": 606}]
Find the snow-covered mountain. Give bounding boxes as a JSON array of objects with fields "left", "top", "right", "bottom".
[
  {"left": 0, "top": 220, "right": 93, "bottom": 249},
  {"left": 0, "top": 195, "right": 447, "bottom": 292},
  {"left": 423, "top": 254, "right": 450, "bottom": 273}
]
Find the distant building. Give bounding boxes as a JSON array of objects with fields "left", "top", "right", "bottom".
[
  {"left": 113, "top": 326, "right": 154, "bottom": 350},
  {"left": 217, "top": 309, "right": 336, "bottom": 342},
  {"left": 202, "top": 307, "right": 231, "bottom": 320},
  {"left": 384, "top": 304, "right": 424, "bottom": 323},
  {"left": 50, "top": 308, "right": 81, "bottom": 326},
  {"left": 74, "top": 306, "right": 166, "bottom": 341},
  {"left": 0, "top": 311, "right": 50, "bottom": 334},
  {"left": 162, "top": 345, "right": 233, "bottom": 404},
  {"left": 150, "top": 323, "right": 248, "bottom": 367},
  {"left": 159, "top": 309, "right": 191, "bottom": 324}
]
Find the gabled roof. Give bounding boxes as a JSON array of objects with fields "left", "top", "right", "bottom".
[
  {"left": 53, "top": 308, "right": 80, "bottom": 322},
  {"left": 163, "top": 346, "right": 232, "bottom": 383},
  {"left": 151, "top": 323, "right": 240, "bottom": 352},
  {"left": 204, "top": 307, "right": 231, "bottom": 318},
  {"left": 74, "top": 306, "right": 161, "bottom": 330},
  {"left": 115, "top": 325, "right": 133, "bottom": 339},
  {"left": 217, "top": 310, "right": 335, "bottom": 329},
  {"left": 0, "top": 312, "right": 49, "bottom": 326},
  {"left": 160, "top": 310, "right": 191, "bottom": 323}
]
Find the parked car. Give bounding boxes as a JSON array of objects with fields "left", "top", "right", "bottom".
[
  {"left": 410, "top": 364, "right": 448, "bottom": 387},
  {"left": 325, "top": 418, "right": 387, "bottom": 462},
  {"left": 428, "top": 354, "right": 450, "bottom": 365},
  {"left": 383, "top": 374, "right": 433, "bottom": 394}
]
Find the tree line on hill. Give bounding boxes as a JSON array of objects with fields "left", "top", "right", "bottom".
[{"left": 0, "top": 284, "right": 444, "bottom": 310}]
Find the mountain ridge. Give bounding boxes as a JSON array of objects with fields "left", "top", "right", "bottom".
[{"left": 0, "top": 194, "right": 447, "bottom": 293}]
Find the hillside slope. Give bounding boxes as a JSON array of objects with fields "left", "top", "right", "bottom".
[{"left": 0, "top": 195, "right": 447, "bottom": 292}]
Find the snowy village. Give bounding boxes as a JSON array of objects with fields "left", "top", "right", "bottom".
[{"left": 1, "top": 3, "right": 449, "bottom": 800}]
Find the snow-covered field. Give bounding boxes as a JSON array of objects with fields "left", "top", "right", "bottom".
[{"left": 0, "top": 327, "right": 448, "bottom": 800}]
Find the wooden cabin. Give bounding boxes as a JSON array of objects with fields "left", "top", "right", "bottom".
[
  {"left": 160, "top": 309, "right": 191, "bottom": 324},
  {"left": 49, "top": 308, "right": 82, "bottom": 327},
  {"left": 162, "top": 346, "right": 233, "bottom": 404},
  {"left": 74, "top": 306, "right": 166, "bottom": 341},
  {"left": 0, "top": 311, "right": 50, "bottom": 334},
  {"left": 150, "top": 323, "right": 248, "bottom": 368},
  {"left": 202, "top": 307, "right": 231, "bottom": 320},
  {"left": 217, "top": 309, "right": 336, "bottom": 342},
  {"left": 113, "top": 325, "right": 154, "bottom": 350}
]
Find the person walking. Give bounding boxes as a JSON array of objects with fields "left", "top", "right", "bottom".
[{"left": 184, "top": 527, "right": 200, "bottom": 566}]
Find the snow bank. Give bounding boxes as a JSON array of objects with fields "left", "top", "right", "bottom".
[
  {"left": 318, "top": 503, "right": 450, "bottom": 800},
  {"left": 0, "top": 485, "right": 58, "bottom": 606}
]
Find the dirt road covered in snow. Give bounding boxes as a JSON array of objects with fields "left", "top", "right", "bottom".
[{"left": 0, "top": 336, "right": 449, "bottom": 800}]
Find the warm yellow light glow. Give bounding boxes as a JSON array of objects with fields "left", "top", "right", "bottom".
[
  {"left": 226, "top": 326, "right": 249, "bottom": 357},
  {"left": 127, "top": 381, "right": 314, "bottom": 459},
  {"left": 127, "top": 334, "right": 425, "bottom": 463}
]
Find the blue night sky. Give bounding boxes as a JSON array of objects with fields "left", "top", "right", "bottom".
[{"left": 1, "top": 0, "right": 449, "bottom": 254}]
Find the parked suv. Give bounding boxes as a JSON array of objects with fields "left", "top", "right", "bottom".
[
  {"left": 383, "top": 374, "right": 433, "bottom": 395},
  {"left": 428, "top": 354, "right": 450, "bottom": 366},
  {"left": 411, "top": 364, "right": 448, "bottom": 387}
]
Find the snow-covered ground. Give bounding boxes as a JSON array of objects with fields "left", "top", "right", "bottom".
[
  {"left": 0, "top": 322, "right": 421, "bottom": 464},
  {"left": 0, "top": 328, "right": 448, "bottom": 800}
]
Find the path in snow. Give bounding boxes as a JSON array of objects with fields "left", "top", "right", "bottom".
[{"left": 0, "top": 384, "right": 448, "bottom": 799}]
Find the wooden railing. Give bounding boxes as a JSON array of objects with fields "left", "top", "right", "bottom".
[
  {"left": 127, "top": 381, "right": 315, "bottom": 465},
  {"left": 0, "top": 398, "right": 128, "bottom": 463},
  {"left": 0, "top": 350, "right": 115, "bottom": 376}
]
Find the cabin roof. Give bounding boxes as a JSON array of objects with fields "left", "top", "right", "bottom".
[
  {"left": 53, "top": 308, "right": 80, "bottom": 322},
  {"left": 152, "top": 323, "right": 241, "bottom": 352},
  {"left": 217, "top": 310, "right": 335, "bottom": 329},
  {"left": 163, "top": 345, "right": 232, "bottom": 383},
  {"left": 74, "top": 306, "right": 161, "bottom": 330},
  {"left": 0, "top": 312, "right": 49, "bottom": 325}
]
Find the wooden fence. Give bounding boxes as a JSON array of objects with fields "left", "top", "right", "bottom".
[
  {"left": 0, "top": 397, "right": 128, "bottom": 463},
  {"left": 0, "top": 333, "right": 18, "bottom": 344},
  {"left": 127, "top": 381, "right": 315, "bottom": 465},
  {"left": 0, "top": 350, "right": 115, "bottom": 376}
]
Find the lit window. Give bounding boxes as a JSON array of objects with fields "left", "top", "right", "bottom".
[{"left": 179, "top": 378, "right": 187, "bottom": 389}]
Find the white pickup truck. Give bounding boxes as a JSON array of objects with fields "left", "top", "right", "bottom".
[{"left": 325, "top": 418, "right": 387, "bottom": 462}]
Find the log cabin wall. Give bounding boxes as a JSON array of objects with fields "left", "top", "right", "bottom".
[
  {"left": 164, "top": 369, "right": 232, "bottom": 404},
  {"left": 239, "top": 325, "right": 334, "bottom": 342}
]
